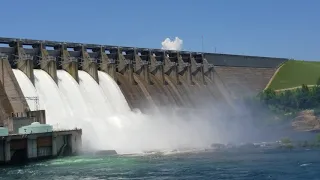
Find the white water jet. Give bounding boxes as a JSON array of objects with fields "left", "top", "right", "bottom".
[
  {"left": 56, "top": 70, "right": 91, "bottom": 119},
  {"left": 14, "top": 69, "right": 220, "bottom": 154},
  {"left": 57, "top": 70, "right": 112, "bottom": 150},
  {"left": 33, "top": 69, "right": 73, "bottom": 129},
  {"left": 12, "top": 69, "right": 39, "bottom": 110},
  {"left": 78, "top": 71, "right": 113, "bottom": 117},
  {"left": 98, "top": 71, "right": 130, "bottom": 112}
]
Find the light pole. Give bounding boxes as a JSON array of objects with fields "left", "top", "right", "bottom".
[{"left": 201, "top": 35, "right": 204, "bottom": 53}]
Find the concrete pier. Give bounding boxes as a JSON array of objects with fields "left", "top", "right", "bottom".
[
  {"left": 56, "top": 44, "right": 79, "bottom": 83},
  {"left": 94, "top": 46, "right": 116, "bottom": 80},
  {"left": 191, "top": 53, "right": 205, "bottom": 85},
  {"left": 0, "top": 129, "right": 82, "bottom": 165},
  {"left": 134, "top": 49, "right": 150, "bottom": 84},
  {"left": 10, "top": 41, "right": 35, "bottom": 84},
  {"left": 36, "top": 43, "right": 57, "bottom": 83},
  {"left": 164, "top": 51, "right": 179, "bottom": 85},
  {"left": 203, "top": 56, "right": 214, "bottom": 80},
  {"left": 76, "top": 45, "right": 99, "bottom": 83},
  {"left": 178, "top": 52, "right": 193, "bottom": 85},
  {"left": 150, "top": 50, "right": 165, "bottom": 85},
  {"left": 118, "top": 48, "right": 135, "bottom": 85},
  {"left": 0, "top": 54, "right": 29, "bottom": 117}
]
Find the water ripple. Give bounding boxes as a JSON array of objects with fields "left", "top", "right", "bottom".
[{"left": 0, "top": 150, "right": 320, "bottom": 180}]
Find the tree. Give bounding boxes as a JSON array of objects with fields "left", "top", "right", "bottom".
[
  {"left": 301, "top": 84, "right": 309, "bottom": 93},
  {"left": 312, "top": 85, "right": 320, "bottom": 107},
  {"left": 316, "top": 77, "right": 320, "bottom": 86},
  {"left": 261, "top": 88, "right": 276, "bottom": 105},
  {"left": 281, "top": 137, "right": 291, "bottom": 144},
  {"left": 255, "top": 76, "right": 320, "bottom": 121},
  {"left": 316, "top": 133, "right": 320, "bottom": 143},
  {"left": 295, "top": 84, "right": 313, "bottom": 109},
  {"left": 280, "top": 137, "right": 294, "bottom": 149},
  {"left": 280, "top": 90, "right": 297, "bottom": 110}
]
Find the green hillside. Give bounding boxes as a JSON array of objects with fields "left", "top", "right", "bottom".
[{"left": 268, "top": 60, "right": 320, "bottom": 90}]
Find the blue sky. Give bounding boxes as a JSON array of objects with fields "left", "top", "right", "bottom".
[{"left": 0, "top": 0, "right": 319, "bottom": 60}]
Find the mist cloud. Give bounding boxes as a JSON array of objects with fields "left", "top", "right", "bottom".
[{"left": 161, "top": 37, "right": 183, "bottom": 50}]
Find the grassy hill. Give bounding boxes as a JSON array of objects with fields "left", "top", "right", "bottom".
[{"left": 267, "top": 60, "right": 320, "bottom": 90}]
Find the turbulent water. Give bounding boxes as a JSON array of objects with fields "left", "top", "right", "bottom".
[
  {"left": 12, "top": 69, "right": 223, "bottom": 154},
  {"left": 1, "top": 150, "right": 320, "bottom": 179}
]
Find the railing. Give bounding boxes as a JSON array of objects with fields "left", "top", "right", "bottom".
[
  {"left": 87, "top": 57, "right": 97, "bottom": 63},
  {"left": 11, "top": 54, "right": 34, "bottom": 65},
  {"left": 13, "top": 54, "right": 33, "bottom": 60},
  {"left": 195, "top": 63, "right": 202, "bottom": 68},
  {"left": 36, "top": 55, "right": 56, "bottom": 61},
  {"left": 154, "top": 61, "right": 163, "bottom": 66},
  {"left": 59, "top": 56, "right": 78, "bottom": 66},
  {"left": 140, "top": 60, "right": 149, "bottom": 65},
  {"left": 35, "top": 55, "right": 56, "bottom": 66},
  {"left": 96, "top": 58, "right": 115, "bottom": 65},
  {"left": 180, "top": 62, "right": 190, "bottom": 67}
]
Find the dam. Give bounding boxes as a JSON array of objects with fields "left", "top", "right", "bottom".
[{"left": 0, "top": 37, "right": 288, "bottom": 154}]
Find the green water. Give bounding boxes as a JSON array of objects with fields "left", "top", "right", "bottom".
[{"left": 1, "top": 150, "right": 320, "bottom": 179}]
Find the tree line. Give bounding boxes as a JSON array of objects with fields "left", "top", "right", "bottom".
[
  {"left": 239, "top": 78, "right": 320, "bottom": 123},
  {"left": 258, "top": 78, "right": 320, "bottom": 114}
]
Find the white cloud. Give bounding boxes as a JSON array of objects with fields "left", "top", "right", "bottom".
[{"left": 161, "top": 37, "right": 183, "bottom": 51}]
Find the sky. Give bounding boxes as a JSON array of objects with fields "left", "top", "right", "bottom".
[{"left": 0, "top": 0, "right": 319, "bottom": 60}]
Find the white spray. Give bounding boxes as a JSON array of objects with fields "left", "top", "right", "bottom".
[{"left": 13, "top": 69, "right": 224, "bottom": 154}]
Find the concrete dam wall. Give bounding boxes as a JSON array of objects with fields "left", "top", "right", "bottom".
[
  {"left": 0, "top": 53, "right": 29, "bottom": 121},
  {"left": 205, "top": 53, "right": 287, "bottom": 99},
  {"left": 0, "top": 37, "right": 231, "bottom": 119},
  {"left": 0, "top": 37, "right": 288, "bottom": 122},
  {"left": 0, "top": 37, "right": 294, "bottom": 154}
]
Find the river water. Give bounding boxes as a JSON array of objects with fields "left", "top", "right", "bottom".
[{"left": 0, "top": 149, "right": 319, "bottom": 180}]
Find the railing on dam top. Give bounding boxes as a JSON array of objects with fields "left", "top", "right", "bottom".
[{"left": 204, "top": 53, "right": 288, "bottom": 68}]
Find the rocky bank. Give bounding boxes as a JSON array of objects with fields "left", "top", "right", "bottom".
[{"left": 292, "top": 110, "right": 320, "bottom": 132}]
